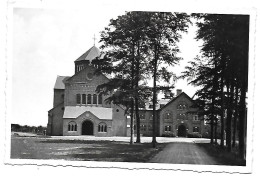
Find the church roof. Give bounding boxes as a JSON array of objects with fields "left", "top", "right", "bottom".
[
  {"left": 63, "top": 106, "right": 113, "bottom": 120},
  {"left": 54, "top": 76, "right": 70, "bottom": 89},
  {"left": 75, "top": 45, "right": 101, "bottom": 62}
]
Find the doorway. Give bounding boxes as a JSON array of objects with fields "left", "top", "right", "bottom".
[
  {"left": 178, "top": 124, "right": 187, "bottom": 137},
  {"left": 82, "top": 120, "right": 94, "bottom": 135}
]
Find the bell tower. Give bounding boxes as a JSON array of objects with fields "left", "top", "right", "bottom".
[{"left": 74, "top": 45, "right": 101, "bottom": 74}]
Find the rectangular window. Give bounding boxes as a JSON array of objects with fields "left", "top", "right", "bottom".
[
  {"left": 193, "top": 126, "right": 199, "bottom": 132},
  {"left": 193, "top": 115, "right": 199, "bottom": 121},
  {"left": 148, "top": 125, "right": 152, "bottom": 131},
  {"left": 164, "top": 125, "right": 171, "bottom": 132}
]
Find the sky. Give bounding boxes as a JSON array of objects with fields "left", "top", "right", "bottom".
[{"left": 12, "top": 5, "right": 202, "bottom": 126}]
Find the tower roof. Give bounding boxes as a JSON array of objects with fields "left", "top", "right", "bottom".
[
  {"left": 75, "top": 45, "right": 101, "bottom": 62},
  {"left": 54, "top": 76, "right": 70, "bottom": 89}
]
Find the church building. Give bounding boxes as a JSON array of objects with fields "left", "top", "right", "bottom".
[{"left": 47, "top": 46, "right": 205, "bottom": 137}]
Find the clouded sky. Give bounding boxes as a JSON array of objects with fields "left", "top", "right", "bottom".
[{"left": 12, "top": 2, "right": 202, "bottom": 126}]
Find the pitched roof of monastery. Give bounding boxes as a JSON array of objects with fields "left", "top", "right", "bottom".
[
  {"left": 160, "top": 92, "right": 196, "bottom": 110},
  {"left": 54, "top": 76, "right": 70, "bottom": 89},
  {"left": 63, "top": 106, "right": 113, "bottom": 120},
  {"left": 75, "top": 45, "right": 102, "bottom": 62}
]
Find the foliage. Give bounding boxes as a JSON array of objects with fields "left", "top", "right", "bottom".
[{"left": 181, "top": 13, "right": 249, "bottom": 158}]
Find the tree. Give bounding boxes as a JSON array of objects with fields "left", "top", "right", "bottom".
[
  {"left": 145, "top": 12, "right": 190, "bottom": 147},
  {"left": 98, "top": 12, "right": 152, "bottom": 143},
  {"left": 98, "top": 12, "right": 190, "bottom": 146}
]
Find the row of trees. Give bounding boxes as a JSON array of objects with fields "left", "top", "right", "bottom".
[
  {"left": 94, "top": 11, "right": 190, "bottom": 147},
  {"left": 181, "top": 14, "right": 249, "bottom": 159},
  {"left": 11, "top": 124, "right": 47, "bottom": 134},
  {"left": 93, "top": 12, "right": 249, "bottom": 159}
]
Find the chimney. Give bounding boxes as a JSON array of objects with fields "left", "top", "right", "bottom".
[{"left": 176, "top": 89, "right": 182, "bottom": 96}]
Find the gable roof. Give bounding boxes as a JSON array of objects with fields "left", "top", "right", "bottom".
[
  {"left": 63, "top": 106, "right": 113, "bottom": 120},
  {"left": 75, "top": 45, "right": 101, "bottom": 62},
  {"left": 54, "top": 76, "right": 70, "bottom": 89},
  {"left": 159, "top": 92, "right": 196, "bottom": 110}
]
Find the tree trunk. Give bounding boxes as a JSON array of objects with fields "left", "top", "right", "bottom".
[
  {"left": 220, "top": 72, "right": 225, "bottom": 147},
  {"left": 210, "top": 99, "right": 214, "bottom": 144},
  {"left": 152, "top": 45, "right": 158, "bottom": 148},
  {"left": 226, "top": 79, "right": 234, "bottom": 152},
  {"left": 232, "top": 86, "right": 239, "bottom": 148},
  {"left": 239, "top": 85, "right": 246, "bottom": 159},
  {"left": 130, "top": 100, "right": 134, "bottom": 144},
  {"left": 135, "top": 42, "right": 141, "bottom": 143},
  {"left": 130, "top": 42, "right": 135, "bottom": 144},
  {"left": 210, "top": 74, "right": 217, "bottom": 144},
  {"left": 214, "top": 118, "right": 218, "bottom": 144}
]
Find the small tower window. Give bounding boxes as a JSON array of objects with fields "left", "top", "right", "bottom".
[
  {"left": 98, "top": 93, "right": 103, "bottom": 104},
  {"left": 93, "top": 94, "right": 97, "bottom": 104},
  {"left": 87, "top": 94, "right": 92, "bottom": 104},
  {"left": 82, "top": 94, "right": 86, "bottom": 104},
  {"left": 76, "top": 94, "right": 81, "bottom": 104}
]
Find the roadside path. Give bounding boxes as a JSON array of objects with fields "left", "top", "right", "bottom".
[{"left": 149, "top": 142, "right": 218, "bottom": 164}]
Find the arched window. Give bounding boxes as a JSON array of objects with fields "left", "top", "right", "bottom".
[
  {"left": 177, "top": 102, "right": 187, "bottom": 110},
  {"left": 93, "top": 94, "right": 97, "bottom": 104},
  {"left": 76, "top": 94, "right": 81, "bottom": 104},
  {"left": 177, "top": 113, "right": 187, "bottom": 120},
  {"left": 140, "top": 114, "right": 145, "bottom": 120},
  {"left": 98, "top": 93, "right": 103, "bottom": 104},
  {"left": 82, "top": 94, "right": 86, "bottom": 104},
  {"left": 98, "top": 123, "right": 107, "bottom": 132},
  {"left": 68, "top": 121, "right": 77, "bottom": 131},
  {"left": 87, "top": 94, "right": 91, "bottom": 104},
  {"left": 141, "top": 125, "right": 146, "bottom": 131},
  {"left": 164, "top": 111, "right": 172, "bottom": 120}
]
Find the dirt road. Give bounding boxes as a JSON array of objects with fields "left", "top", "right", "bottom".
[{"left": 149, "top": 142, "right": 219, "bottom": 165}]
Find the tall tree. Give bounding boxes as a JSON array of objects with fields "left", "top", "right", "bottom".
[
  {"left": 145, "top": 12, "right": 190, "bottom": 147},
  {"left": 98, "top": 12, "right": 152, "bottom": 143}
]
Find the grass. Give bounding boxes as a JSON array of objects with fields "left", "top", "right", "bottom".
[
  {"left": 43, "top": 140, "right": 167, "bottom": 162},
  {"left": 197, "top": 143, "right": 246, "bottom": 166},
  {"left": 12, "top": 137, "right": 167, "bottom": 162}
]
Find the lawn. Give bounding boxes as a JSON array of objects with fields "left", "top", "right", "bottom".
[
  {"left": 11, "top": 136, "right": 167, "bottom": 162},
  {"left": 197, "top": 143, "right": 246, "bottom": 166}
]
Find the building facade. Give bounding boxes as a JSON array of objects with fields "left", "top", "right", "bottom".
[{"left": 47, "top": 46, "right": 204, "bottom": 137}]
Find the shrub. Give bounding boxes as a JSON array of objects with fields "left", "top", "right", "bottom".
[
  {"left": 187, "top": 133, "right": 202, "bottom": 138},
  {"left": 161, "top": 132, "right": 176, "bottom": 137}
]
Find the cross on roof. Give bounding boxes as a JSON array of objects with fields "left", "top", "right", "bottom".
[{"left": 93, "top": 34, "right": 96, "bottom": 46}]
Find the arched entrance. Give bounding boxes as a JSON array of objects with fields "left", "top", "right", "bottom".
[
  {"left": 82, "top": 120, "right": 94, "bottom": 135},
  {"left": 178, "top": 124, "right": 187, "bottom": 137}
]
